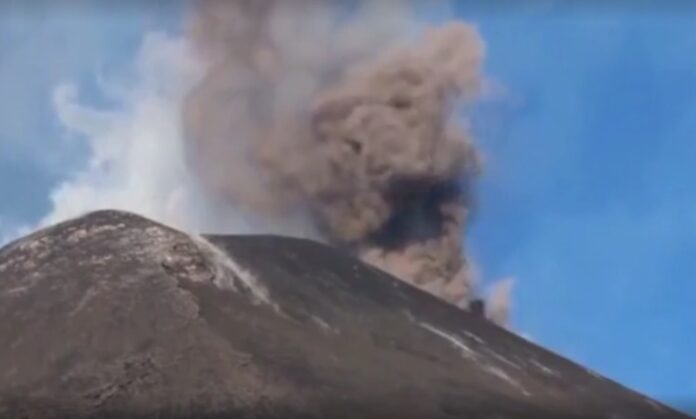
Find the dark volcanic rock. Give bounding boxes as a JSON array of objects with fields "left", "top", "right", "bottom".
[{"left": 0, "top": 210, "right": 689, "bottom": 419}]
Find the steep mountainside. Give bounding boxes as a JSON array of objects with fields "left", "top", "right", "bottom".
[{"left": 0, "top": 210, "right": 688, "bottom": 418}]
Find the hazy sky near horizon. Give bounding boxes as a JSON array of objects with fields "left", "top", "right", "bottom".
[{"left": 1, "top": 1, "right": 695, "bottom": 408}]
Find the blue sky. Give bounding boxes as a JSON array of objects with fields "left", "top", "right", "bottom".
[
  {"left": 0, "top": 1, "right": 183, "bottom": 226},
  {"left": 461, "top": 9, "right": 696, "bottom": 405},
  {"left": 1, "top": 1, "right": 694, "bottom": 409}
]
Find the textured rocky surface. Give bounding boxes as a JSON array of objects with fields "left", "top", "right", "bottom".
[{"left": 0, "top": 210, "right": 689, "bottom": 418}]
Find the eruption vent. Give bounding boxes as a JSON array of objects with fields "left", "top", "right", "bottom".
[{"left": 182, "top": 0, "right": 489, "bottom": 311}]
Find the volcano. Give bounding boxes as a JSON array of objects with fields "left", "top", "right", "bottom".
[{"left": 0, "top": 210, "right": 688, "bottom": 418}]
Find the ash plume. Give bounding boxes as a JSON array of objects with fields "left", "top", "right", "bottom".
[{"left": 182, "top": 0, "right": 493, "bottom": 313}]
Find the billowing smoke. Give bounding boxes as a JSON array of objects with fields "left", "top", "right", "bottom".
[{"left": 180, "top": 0, "right": 492, "bottom": 313}]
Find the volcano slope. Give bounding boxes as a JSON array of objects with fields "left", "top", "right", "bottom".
[{"left": 0, "top": 210, "right": 689, "bottom": 419}]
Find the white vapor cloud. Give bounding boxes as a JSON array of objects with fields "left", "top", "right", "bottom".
[
  {"left": 36, "top": 30, "right": 320, "bottom": 240},
  {"left": 42, "top": 32, "right": 203, "bottom": 231}
]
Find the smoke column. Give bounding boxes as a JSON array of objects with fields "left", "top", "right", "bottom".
[{"left": 181, "top": 0, "right": 496, "bottom": 316}]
